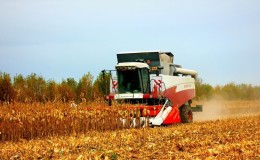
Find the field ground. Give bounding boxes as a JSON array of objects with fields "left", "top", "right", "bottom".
[
  {"left": 0, "top": 115, "right": 259, "bottom": 159},
  {"left": 0, "top": 100, "right": 259, "bottom": 159}
]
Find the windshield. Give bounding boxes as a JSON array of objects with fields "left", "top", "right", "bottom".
[{"left": 117, "top": 68, "right": 149, "bottom": 94}]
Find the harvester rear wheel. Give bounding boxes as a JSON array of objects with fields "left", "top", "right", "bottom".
[{"left": 180, "top": 104, "right": 193, "bottom": 123}]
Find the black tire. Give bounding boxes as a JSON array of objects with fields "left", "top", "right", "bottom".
[{"left": 180, "top": 104, "right": 193, "bottom": 123}]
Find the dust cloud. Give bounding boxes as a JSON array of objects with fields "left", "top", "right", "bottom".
[{"left": 193, "top": 100, "right": 260, "bottom": 121}]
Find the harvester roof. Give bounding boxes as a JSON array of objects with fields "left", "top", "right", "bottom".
[
  {"left": 116, "top": 62, "right": 149, "bottom": 69},
  {"left": 119, "top": 50, "right": 173, "bottom": 57},
  {"left": 117, "top": 51, "right": 173, "bottom": 66}
]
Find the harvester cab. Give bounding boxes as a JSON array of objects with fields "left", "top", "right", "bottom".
[
  {"left": 116, "top": 62, "right": 149, "bottom": 94},
  {"left": 104, "top": 51, "right": 202, "bottom": 126}
]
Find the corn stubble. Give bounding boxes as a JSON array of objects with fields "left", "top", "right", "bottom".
[{"left": 0, "top": 101, "right": 259, "bottom": 159}]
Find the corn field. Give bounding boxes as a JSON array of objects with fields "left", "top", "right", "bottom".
[
  {"left": 0, "top": 115, "right": 259, "bottom": 159},
  {"left": 0, "top": 100, "right": 259, "bottom": 159},
  {"left": 0, "top": 102, "right": 152, "bottom": 142}
]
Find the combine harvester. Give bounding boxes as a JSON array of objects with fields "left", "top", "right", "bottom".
[{"left": 103, "top": 51, "right": 202, "bottom": 127}]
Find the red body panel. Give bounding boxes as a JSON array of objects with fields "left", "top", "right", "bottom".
[
  {"left": 162, "top": 86, "right": 195, "bottom": 108},
  {"left": 109, "top": 94, "right": 115, "bottom": 100},
  {"left": 161, "top": 86, "right": 195, "bottom": 124},
  {"left": 163, "top": 106, "right": 181, "bottom": 124}
]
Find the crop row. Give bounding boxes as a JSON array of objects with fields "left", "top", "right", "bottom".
[
  {"left": 0, "top": 102, "right": 146, "bottom": 142},
  {"left": 1, "top": 100, "right": 259, "bottom": 142}
]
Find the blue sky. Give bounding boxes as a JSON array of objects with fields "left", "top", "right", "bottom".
[{"left": 0, "top": 0, "right": 259, "bottom": 86}]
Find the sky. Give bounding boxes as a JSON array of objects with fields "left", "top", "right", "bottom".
[{"left": 0, "top": 0, "right": 260, "bottom": 86}]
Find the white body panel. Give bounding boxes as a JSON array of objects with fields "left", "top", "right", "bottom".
[
  {"left": 112, "top": 74, "right": 195, "bottom": 100},
  {"left": 151, "top": 74, "right": 195, "bottom": 93},
  {"left": 114, "top": 93, "right": 145, "bottom": 99},
  {"left": 175, "top": 68, "right": 198, "bottom": 79},
  {"left": 116, "top": 62, "right": 149, "bottom": 69}
]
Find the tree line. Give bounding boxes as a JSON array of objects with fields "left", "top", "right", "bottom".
[
  {"left": 0, "top": 72, "right": 110, "bottom": 104},
  {"left": 195, "top": 78, "right": 260, "bottom": 100},
  {"left": 0, "top": 72, "right": 260, "bottom": 103}
]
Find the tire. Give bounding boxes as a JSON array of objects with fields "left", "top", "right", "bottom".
[{"left": 180, "top": 104, "right": 193, "bottom": 123}]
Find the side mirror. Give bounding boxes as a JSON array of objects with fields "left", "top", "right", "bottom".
[
  {"left": 157, "top": 66, "right": 164, "bottom": 70},
  {"left": 156, "top": 66, "right": 164, "bottom": 76}
]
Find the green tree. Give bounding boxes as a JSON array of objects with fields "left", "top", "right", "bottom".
[
  {"left": 195, "top": 78, "right": 213, "bottom": 100},
  {"left": 254, "top": 86, "right": 260, "bottom": 99},
  {"left": 13, "top": 74, "right": 26, "bottom": 102},
  {"left": 59, "top": 78, "right": 77, "bottom": 102},
  {"left": 24, "top": 73, "right": 46, "bottom": 102},
  {"left": 45, "top": 80, "right": 58, "bottom": 102},
  {"left": 66, "top": 78, "right": 78, "bottom": 95},
  {"left": 93, "top": 71, "right": 110, "bottom": 98},
  {"left": 77, "top": 72, "right": 94, "bottom": 103},
  {"left": 0, "top": 72, "right": 15, "bottom": 102},
  {"left": 221, "top": 83, "right": 239, "bottom": 100}
]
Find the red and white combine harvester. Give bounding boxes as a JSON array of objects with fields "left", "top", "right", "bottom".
[{"left": 104, "top": 51, "right": 202, "bottom": 127}]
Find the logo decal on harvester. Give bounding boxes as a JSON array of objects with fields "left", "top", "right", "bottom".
[
  {"left": 112, "top": 80, "right": 118, "bottom": 89},
  {"left": 110, "top": 78, "right": 118, "bottom": 93},
  {"left": 153, "top": 79, "right": 162, "bottom": 87}
]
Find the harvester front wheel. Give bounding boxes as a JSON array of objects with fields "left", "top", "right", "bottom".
[{"left": 180, "top": 104, "right": 193, "bottom": 123}]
